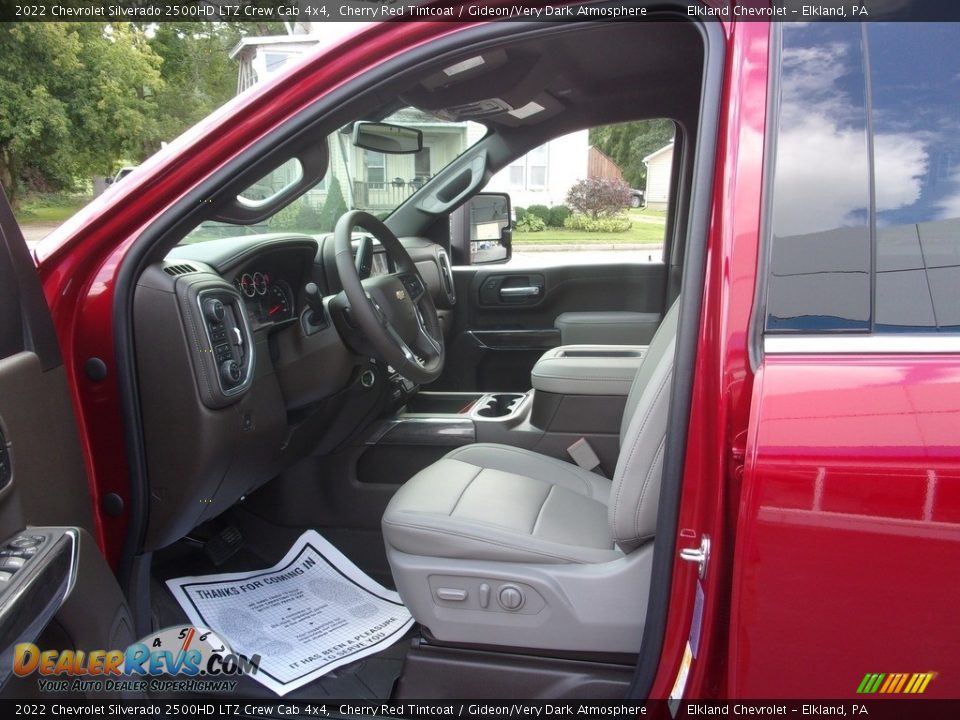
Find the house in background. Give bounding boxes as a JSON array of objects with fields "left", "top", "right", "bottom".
[
  {"left": 483, "top": 130, "right": 590, "bottom": 209},
  {"left": 231, "top": 29, "right": 482, "bottom": 213},
  {"left": 231, "top": 25, "right": 594, "bottom": 214},
  {"left": 643, "top": 141, "right": 674, "bottom": 211}
]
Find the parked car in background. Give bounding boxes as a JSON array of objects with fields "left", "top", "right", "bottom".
[
  {"left": 628, "top": 187, "right": 644, "bottom": 207},
  {"left": 0, "top": 3, "right": 956, "bottom": 706}
]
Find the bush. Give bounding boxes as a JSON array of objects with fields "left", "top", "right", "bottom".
[
  {"left": 526, "top": 204, "right": 551, "bottom": 225},
  {"left": 515, "top": 206, "right": 528, "bottom": 222},
  {"left": 267, "top": 200, "right": 301, "bottom": 231},
  {"left": 515, "top": 214, "right": 546, "bottom": 232},
  {"left": 547, "top": 205, "right": 571, "bottom": 228},
  {"left": 297, "top": 198, "right": 323, "bottom": 229},
  {"left": 563, "top": 213, "right": 632, "bottom": 233},
  {"left": 566, "top": 178, "right": 632, "bottom": 219}
]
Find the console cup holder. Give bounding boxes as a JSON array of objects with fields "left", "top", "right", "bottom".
[{"left": 474, "top": 393, "right": 525, "bottom": 419}]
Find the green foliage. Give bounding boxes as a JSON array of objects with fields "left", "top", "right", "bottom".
[
  {"left": 297, "top": 197, "right": 323, "bottom": 229},
  {"left": 515, "top": 214, "right": 546, "bottom": 232},
  {"left": 267, "top": 198, "right": 302, "bottom": 231},
  {"left": 589, "top": 119, "right": 675, "bottom": 188},
  {"left": 514, "top": 207, "right": 527, "bottom": 222},
  {"left": 0, "top": 21, "right": 286, "bottom": 207},
  {"left": 564, "top": 213, "right": 633, "bottom": 233},
  {"left": 566, "top": 178, "right": 632, "bottom": 219},
  {"left": 546, "top": 205, "right": 571, "bottom": 228},
  {"left": 0, "top": 23, "right": 163, "bottom": 206},
  {"left": 526, "top": 204, "right": 551, "bottom": 224},
  {"left": 143, "top": 22, "right": 284, "bottom": 153},
  {"left": 318, "top": 177, "right": 348, "bottom": 232}
]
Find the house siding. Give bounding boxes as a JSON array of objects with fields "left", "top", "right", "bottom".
[
  {"left": 643, "top": 144, "right": 674, "bottom": 212},
  {"left": 484, "top": 129, "right": 589, "bottom": 208}
]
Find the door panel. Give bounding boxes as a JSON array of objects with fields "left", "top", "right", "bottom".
[
  {"left": 732, "top": 355, "right": 960, "bottom": 697},
  {"left": 435, "top": 262, "right": 666, "bottom": 391},
  {"left": 0, "top": 188, "right": 135, "bottom": 696}
]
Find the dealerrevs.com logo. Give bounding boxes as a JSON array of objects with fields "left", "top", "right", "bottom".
[{"left": 14, "top": 626, "right": 260, "bottom": 694}]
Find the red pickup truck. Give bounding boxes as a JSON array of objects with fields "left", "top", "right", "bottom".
[{"left": 0, "top": 5, "right": 956, "bottom": 704}]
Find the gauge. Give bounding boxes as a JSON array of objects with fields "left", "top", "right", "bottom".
[
  {"left": 261, "top": 284, "right": 291, "bottom": 323},
  {"left": 239, "top": 273, "right": 256, "bottom": 298},
  {"left": 253, "top": 271, "right": 268, "bottom": 296}
]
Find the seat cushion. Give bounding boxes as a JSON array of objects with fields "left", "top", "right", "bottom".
[{"left": 382, "top": 444, "right": 622, "bottom": 564}]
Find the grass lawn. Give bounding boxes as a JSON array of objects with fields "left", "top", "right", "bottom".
[
  {"left": 14, "top": 194, "right": 91, "bottom": 225},
  {"left": 515, "top": 213, "right": 665, "bottom": 245},
  {"left": 628, "top": 207, "right": 667, "bottom": 219}
]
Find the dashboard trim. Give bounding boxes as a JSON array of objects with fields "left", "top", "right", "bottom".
[{"left": 196, "top": 288, "right": 257, "bottom": 398}]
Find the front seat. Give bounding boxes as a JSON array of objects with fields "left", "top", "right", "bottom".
[{"left": 382, "top": 301, "right": 680, "bottom": 654}]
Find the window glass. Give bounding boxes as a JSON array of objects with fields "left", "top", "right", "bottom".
[
  {"left": 264, "top": 53, "right": 290, "bottom": 74},
  {"left": 364, "top": 150, "right": 386, "bottom": 189},
  {"left": 766, "top": 23, "right": 872, "bottom": 332},
  {"left": 508, "top": 162, "right": 525, "bottom": 188},
  {"left": 527, "top": 145, "right": 548, "bottom": 189},
  {"left": 869, "top": 23, "right": 960, "bottom": 332}
]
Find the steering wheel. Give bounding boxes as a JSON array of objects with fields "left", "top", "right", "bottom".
[{"left": 334, "top": 211, "right": 445, "bottom": 385}]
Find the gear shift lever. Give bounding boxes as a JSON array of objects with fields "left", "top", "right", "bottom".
[{"left": 304, "top": 282, "right": 326, "bottom": 328}]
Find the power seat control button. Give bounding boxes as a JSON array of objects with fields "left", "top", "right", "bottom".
[
  {"left": 498, "top": 585, "right": 524, "bottom": 611},
  {"left": 435, "top": 587, "right": 467, "bottom": 602}
]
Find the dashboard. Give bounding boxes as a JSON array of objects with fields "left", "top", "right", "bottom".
[{"left": 133, "top": 232, "right": 455, "bottom": 554}]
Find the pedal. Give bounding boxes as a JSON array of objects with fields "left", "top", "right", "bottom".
[{"left": 203, "top": 525, "right": 243, "bottom": 566}]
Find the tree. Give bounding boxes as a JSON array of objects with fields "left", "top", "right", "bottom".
[
  {"left": 0, "top": 23, "right": 163, "bottom": 207},
  {"left": 143, "top": 22, "right": 286, "bottom": 156},
  {"left": 589, "top": 119, "right": 675, "bottom": 188},
  {"left": 318, "top": 177, "right": 348, "bottom": 233}
]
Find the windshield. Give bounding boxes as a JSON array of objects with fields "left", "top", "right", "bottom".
[{"left": 181, "top": 109, "right": 485, "bottom": 244}]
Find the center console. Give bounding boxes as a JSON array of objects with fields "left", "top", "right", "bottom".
[{"left": 366, "top": 344, "right": 647, "bottom": 476}]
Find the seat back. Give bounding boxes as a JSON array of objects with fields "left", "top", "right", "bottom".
[{"left": 609, "top": 299, "right": 680, "bottom": 551}]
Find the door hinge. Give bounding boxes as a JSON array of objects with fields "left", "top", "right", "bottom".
[{"left": 679, "top": 535, "right": 710, "bottom": 580}]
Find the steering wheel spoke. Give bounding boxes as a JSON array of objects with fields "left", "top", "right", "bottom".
[{"left": 396, "top": 272, "right": 426, "bottom": 302}]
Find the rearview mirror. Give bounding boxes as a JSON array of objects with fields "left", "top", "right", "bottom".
[{"left": 352, "top": 122, "right": 423, "bottom": 154}]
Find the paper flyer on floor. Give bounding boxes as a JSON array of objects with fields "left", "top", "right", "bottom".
[{"left": 166, "top": 530, "right": 414, "bottom": 696}]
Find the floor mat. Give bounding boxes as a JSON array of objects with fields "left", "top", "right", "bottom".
[{"left": 166, "top": 530, "right": 414, "bottom": 697}]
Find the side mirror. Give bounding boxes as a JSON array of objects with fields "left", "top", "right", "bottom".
[
  {"left": 352, "top": 122, "right": 423, "bottom": 154},
  {"left": 450, "top": 193, "right": 512, "bottom": 265}
]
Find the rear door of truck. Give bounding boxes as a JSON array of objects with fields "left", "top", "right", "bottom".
[{"left": 732, "top": 22, "right": 960, "bottom": 697}]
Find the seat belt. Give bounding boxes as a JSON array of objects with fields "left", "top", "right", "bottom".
[{"left": 567, "top": 437, "right": 607, "bottom": 478}]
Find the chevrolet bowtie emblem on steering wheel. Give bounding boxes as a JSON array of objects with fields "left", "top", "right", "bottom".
[{"left": 395, "top": 289, "right": 406, "bottom": 301}]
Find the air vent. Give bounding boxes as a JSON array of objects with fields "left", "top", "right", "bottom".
[{"left": 163, "top": 263, "right": 197, "bottom": 277}]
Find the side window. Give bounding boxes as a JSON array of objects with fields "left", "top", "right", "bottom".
[
  {"left": 766, "top": 23, "right": 960, "bottom": 335},
  {"left": 869, "top": 24, "right": 960, "bottom": 332},
  {"left": 765, "top": 24, "right": 872, "bottom": 332},
  {"left": 474, "top": 121, "right": 674, "bottom": 267}
]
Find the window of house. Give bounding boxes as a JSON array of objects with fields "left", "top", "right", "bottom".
[
  {"left": 365, "top": 150, "right": 386, "bottom": 189},
  {"left": 414, "top": 147, "right": 431, "bottom": 180},
  {"left": 264, "top": 52, "right": 291, "bottom": 74},
  {"left": 527, "top": 145, "right": 548, "bottom": 189},
  {"left": 765, "top": 22, "right": 960, "bottom": 335},
  {"left": 508, "top": 160, "right": 525, "bottom": 188}
]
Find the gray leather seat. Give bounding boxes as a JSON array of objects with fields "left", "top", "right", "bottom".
[{"left": 382, "top": 300, "right": 679, "bottom": 653}]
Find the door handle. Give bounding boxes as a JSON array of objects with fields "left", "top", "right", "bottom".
[{"left": 499, "top": 286, "right": 541, "bottom": 298}]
